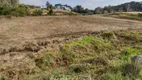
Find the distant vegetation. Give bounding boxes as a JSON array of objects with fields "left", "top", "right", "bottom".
[
  {"left": 104, "top": 13, "right": 142, "bottom": 21},
  {"left": 0, "top": 4, "right": 29, "bottom": 17},
  {"left": 0, "top": 0, "right": 142, "bottom": 16},
  {"left": 0, "top": 0, "right": 30, "bottom": 17},
  {"left": 0, "top": 0, "right": 19, "bottom": 6},
  {"left": 95, "top": 1, "right": 142, "bottom": 14}
]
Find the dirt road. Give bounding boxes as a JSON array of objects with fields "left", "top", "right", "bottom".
[{"left": 0, "top": 15, "right": 142, "bottom": 47}]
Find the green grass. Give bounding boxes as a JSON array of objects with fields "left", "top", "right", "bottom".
[
  {"left": 103, "top": 72, "right": 130, "bottom": 80},
  {"left": 4, "top": 30, "right": 142, "bottom": 80},
  {"left": 64, "top": 36, "right": 95, "bottom": 47},
  {"left": 122, "top": 47, "right": 142, "bottom": 58},
  {"left": 118, "top": 31, "right": 142, "bottom": 41},
  {"left": 114, "top": 13, "right": 142, "bottom": 20},
  {"left": 0, "top": 77, "right": 4, "bottom": 80},
  {"left": 41, "top": 31, "right": 142, "bottom": 80},
  {"left": 35, "top": 52, "right": 63, "bottom": 69},
  {"left": 102, "top": 31, "right": 116, "bottom": 40}
]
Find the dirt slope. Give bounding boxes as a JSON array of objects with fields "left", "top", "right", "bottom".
[
  {"left": 0, "top": 15, "right": 142, "bottom": 80},
  {"left": 0, "top": 15, "right": 142, "bottom": 47}
]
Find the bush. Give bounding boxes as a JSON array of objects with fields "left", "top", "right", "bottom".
[
  {"left": 122, "top": 63, "right": 141, "bottom": 77},
  {"left": 32, "top": 9, "right": 43, "bottom": 16},
  {"left": 103, "top": 72, "right": 130, "bottom": 80},
  {"left": 102, "top": 31, "right": 116, "bottom": 39},
  {"left": 0, "top": 4, "right": 29, "bottom": 17},
  {"left": 138, "top": 13, "right": 142, "bottom": 17},
  {"left": 12, "top": 4, "right": 29, "bottom": 17},
  {"left": 0, "top": 76, "right": 5, "bottom": 80},
  {"left": 35, "top": 52, "right": 63, "bottom": 70},
  {"left": 69, "top": 64, "right": 89, "bottom": 73},
  {"left": 48, "top": 9, "right": 54, "bottom": 15},
  {"left": 0, "top": 5, "right": 12, "bottom": 15}
]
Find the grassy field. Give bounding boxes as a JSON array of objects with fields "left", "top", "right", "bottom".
[
  {"left": 0, "top": 15, "right": 142, "bottom": 80},
  {"left": 105, "top": 12, "right": 142, "bottom": 21}
]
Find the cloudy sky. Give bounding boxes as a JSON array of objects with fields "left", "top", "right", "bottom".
[{"left": 20, "top": 0, "right": 142, "bottom": 9}]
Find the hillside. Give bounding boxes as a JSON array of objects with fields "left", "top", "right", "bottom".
[
  {"left": 0, "top": 1, "right": 142, "bottom": 80},
  {"left": 0, "top": 15, "right": 142, "bottom": 80},
  {"left": 114, "top": 1, "right": 142, "bottom": 12},
  {"left": 95, "top": 1, "right": 142, "bottom": 14}
]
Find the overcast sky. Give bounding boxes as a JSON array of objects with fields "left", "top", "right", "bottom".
[{"left": 20, "top": 0, "right": 142, "bottom": 9}]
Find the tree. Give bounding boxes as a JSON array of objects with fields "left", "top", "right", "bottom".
[
  {"left": 46, "top": 1, "right": 52, "bottom": 10},
  {"left": 54, "top": 4, "right": 72, "bottom": 10},
  {"left": 72, "top": 5, "right": 84, "bottom": 13},
  {"left": 94, "top": 7, "right": 103, "bottom": 14},
  {"left": 84, "top": 8, "right": 92, "bottom": 15},
  {"left": 94, "top": 1, "right": 142, "bottom": 14},
  {"left": 55, "top": 4, "right": 62, "bottom": 9},
  {"left": 103, "top": 5, "right": 113, "bottom": 13},
  {"left": 10, "top": 0, "right": 19, "bottom": 6},
  {"left": 0, "top": 0, "right": 19, "bottom": 6},
  {"left": 48, "top": 9, "right": 53, "bottom": 15},
  {"left": 64, "top": 4, "right": 72, "bottom": 10},
  {"left": 46, "top": 1, "right": 53, "bottom": 15}
]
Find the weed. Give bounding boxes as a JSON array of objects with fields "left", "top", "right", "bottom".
[
  {"left": 69, "top": 64, "right": 90, "bottom": 73},
  {"left": 102, "top": 72, "right": 130, "bottom": 80},
  {"left": 0, "top": 77, "right": 5, "bottom": 80},
  {"left": 122, "top": 63, "right": 141, "bottom": 77},
  {"left": 35, "top": 52, "right": 63, "bottom": 70},
  {"left": 121, "top": 47, "right": 142, "bottom": 61},
  {"left": 32, "top": 9, "right": 43, "bottom": 16},
  {"left": 102, "top": 31, "right": 116, "bottom": 40}
]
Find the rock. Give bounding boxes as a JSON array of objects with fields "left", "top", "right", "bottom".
[{"left": 131, "top": 55, "right": 142, "bottom": 66}]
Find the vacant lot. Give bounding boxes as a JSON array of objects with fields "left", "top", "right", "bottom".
[
  {"left": 0, "top": 16, "right": 142, "bottom": 80},
  {"left": 0, "top": 15, "right": 142, "bottom": 47}
]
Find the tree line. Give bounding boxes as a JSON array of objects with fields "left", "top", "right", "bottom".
[
  {"left": 48, "top": 1, "right": 142, "bottom": 15},
  {"left": 46, "top": 1, "right": 93, "bottom": 15},
  {"left": 95, "top": 1, "right": 142, "bottom": 14},
  {"left": 0, "top": 0, "right": 142, "bottom": 17}
]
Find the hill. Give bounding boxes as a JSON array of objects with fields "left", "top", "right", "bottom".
[
  {"left": 95, "top": 1, "right": 142, "bottom": 14},
  {"left": 0, "top": 16, "right": 142, "bottom": 79}
]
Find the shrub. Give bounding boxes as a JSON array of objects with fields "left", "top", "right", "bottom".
[
  {"left": 12, "top": 4, "right": 29, "bottom": 17},
  {"left": 32, "top": 9, "right": 43, "bottom": 16},
  {"left": 102, "top": 31, "right": 116, "bottom": 39},
  {"left": 0, "top": 5, "right": 12, "bottom": 15},
  {"left": 103, "top": 72, "right": 130, "bottom": 80},
  {"left": 122, "top": 63, "right": 141, "bottom": 77},
  {"left": 69, "top": 64, "right": 90, "bottom": 73},
  {"left": 48, "top": 9, "right": 54, "bottom": 15},
  {"left": 0, "top": 4, "right": 29, "bottom": 17},
  {"left": 121, "top": 47, "right": 142, "bottom": 61},
  {"left": 35, "top": 52, "right": 63, "bottom": 70},
  {"left": 0, "top": 76, "right": 5, "bottom": 80},
  {"left": 138, "top": 13, "right": 142, "bottom": 17}
]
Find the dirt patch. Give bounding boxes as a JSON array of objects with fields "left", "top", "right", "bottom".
[{"left": 0, "top": 16, "right": 142, "bottom": 48}]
